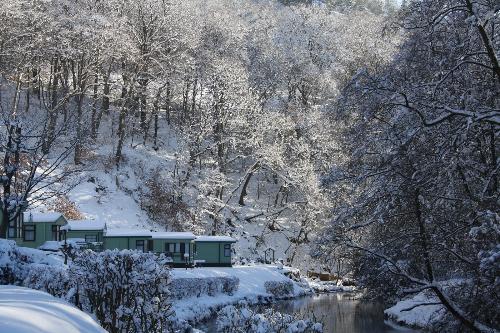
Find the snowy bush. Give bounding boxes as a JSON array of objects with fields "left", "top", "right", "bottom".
[
  {"left": 170, "top": 276, "right": 239, "bottom": 299},
  {"left": 0, "top": 239, "right": 56, "bottom": 285},
  {"left": 24, "top": 264, "right": 70, "bottom": 299},
  {"left": 141, "top": 168, "right": 197, "bottom": 232},
  {"left": 264, "top": 281, "right": 294, "bottom": 298},
  {"left": 216, "top": 302, "right": 323, "bottom": 333},
  {"left": 70, "top": 250, "right": 172, "bottom": 333},
  {"left": 1, "top": 242, "right": 176, "bottom": 333},
  {"left": 0, "top": 239, "right": 28, "bottom": 284}
]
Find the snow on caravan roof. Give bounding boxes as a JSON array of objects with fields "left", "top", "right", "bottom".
[
  {"left": 23, "top": 212, "right": 63, "bottom": 223},
  {"left": 151, "top": 232, "right": 196, "bottom": 240},
  {"left": 62, "top": 220, "right": 106, "bottom": 231},
  {"left": 195, "top": 235, "right": 237, "bottom": 242},
  {"left": 105, "top": 229, "right": 152, "bottom": 237},
  {"left": 0, "top": 285, "right": 106, "bottom": 333}
]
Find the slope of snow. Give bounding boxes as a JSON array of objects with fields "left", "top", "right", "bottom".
[
  {"left": 0, "top": 285, "right": 106, "bottom": 333},
  {"left": 153, "top": 232, "right": 196, "bottom": 239},
  {"left": 23, "top": 212, "right": 63, "bottom": 223},
  {"left": 67, "top": 169, "right": 153, "bottom": 230},
  {"left": 104, "top": 229, "right": 153, "bottom": 237},
  {"left": 62, "top": 219, "right": 106, "bottom": 231},
  {"left": 172, "top": 265, "right": 297, "bottom": 295},
  {"left": 196, "top": 236, "right": 237, "bottom": 242}
]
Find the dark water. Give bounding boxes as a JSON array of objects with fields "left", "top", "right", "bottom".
[{"left": 198, "top": 293, "right": 415, "bottom": 333}]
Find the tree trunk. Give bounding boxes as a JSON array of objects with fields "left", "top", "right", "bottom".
[
  {"left": 488, "top": 124, "right": 497, "bottom": 195},
  {"left": 0, "top": 124, "right": 21, "bottom": 239},
  {"left": 43, "top": 57, "right": 60, "bottom": 154},
  {"left": 102, "top": 61, "right": 113, "bottom": 115},
  {"left": 115, "top": 71, "right": 130, "bottom": 167},
  {"left": 74, "top": 92, "right": 84, "bottom": 164},
  {"left": 191, "top": 78, "right": 197, "bottom": 114},
  {"left": 139, "top": 78, "right": 148, "bottom": 132},
  {"left": 72, "top": 57, "right": 87, "bottom": 165},
  {"left": 415, "top": 189, "right": 434, "bottom": 282},
  {"left": 152, "top": 92, "right": 160, "bottom": 149},
  {"left": 239, "top": 162, "right": 259, "bottom": 206},
  {"left": 61, "top": 60, "right": 70, "bottom": 126},
  {"left": 182, "top": 79, "right": 190, "bottom": 124},
  {"left": 165, "top": 80, "right": 171, "bottom": 125},
  {"left": 91, "top": 72, "right": 100, "bottom": 141},
  {"left": 115, "top": 104, "right": 127, "bottom": 167},
  {"left": 464, "top": 0, "right": 500, "bottom": 83}
]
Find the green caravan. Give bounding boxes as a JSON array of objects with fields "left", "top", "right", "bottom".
[
  {"left": 103, "top": 230, "right": 197, "bottom": 267},
  {"left": 3, "top": 210, "right": 239, "bottom": 268},
  {"left": 5, "top": 212, "right": 67, "bottom": 248},
  {"left": 193, "top": 236, "right": 237, "bottom": 267}
]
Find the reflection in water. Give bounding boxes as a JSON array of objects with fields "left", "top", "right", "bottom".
[
  {"left": 198, "top": 293, "right": 415, "bottom": 333},
  {"left": 267, "top": 293, "right": 414, "bottom": 333}
]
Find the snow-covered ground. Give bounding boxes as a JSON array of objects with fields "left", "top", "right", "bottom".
[
  {"left": 171, "top": 265, "right": 310, "bottom": 323},
  {"left": 0, "top": 285, "right": 106, "bottom": 333},
  {"left": 306, "top": 279, "right": 355, "bottom": 293},
  {"left": 385, "top": 291, "right": 444, "bottom": 329}
]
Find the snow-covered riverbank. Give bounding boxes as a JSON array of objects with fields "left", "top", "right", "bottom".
[
  {"left": 0, "top": 240, "right": 353, "bottom": 331},
  {"left": 170, "top": 265, "right": 311, "bottom": 325},
  {"left": 385, "top": 291, "right": 443, "bottom": 329}
]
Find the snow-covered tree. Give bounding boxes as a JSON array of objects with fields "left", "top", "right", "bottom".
[{"left": 318, "top": 0, "right": 499, "bottom": 331}]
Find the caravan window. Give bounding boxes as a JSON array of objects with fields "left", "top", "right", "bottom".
[
  {"left": 224, "top": 244, "right": 231, "bottom": 257},
  {"left": 8, "top": 227, "right": 16, "bottom": 238},
  {"left": 8, "top": 214, "right": 22, "bottom": 238},
  {"left": 85, "top": 235, "right": 97, "bottom": 243},
  {"left": 51, "top": 225, "right": 61, "bottom": 241},
  {"left": 23, "top": 225, "right": 35, "bottom": 241},
  {"left": 136, "top": 240, "right": 145, "bottom": 252},
  {"left": 165, "top": 243, "right": 178, "bottom": 253}
]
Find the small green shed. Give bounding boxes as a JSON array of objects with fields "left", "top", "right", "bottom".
[
  {"left": 6, "top": 212, "right": 67, "bottom": 248},
  {"left": 62, "top": 219, "right": 106, "bottom": 250},
  {"left": 194, "top": 236, "right": 237, "bottom": 267}
]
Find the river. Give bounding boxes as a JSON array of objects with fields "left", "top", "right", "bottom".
[{"left": 197, "top": 292, "right": 416, "bottom": 333}]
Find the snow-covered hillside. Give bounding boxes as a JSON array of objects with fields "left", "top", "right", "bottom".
[{"left": 25, "top": 119, "right": 318, "bottom": 270}]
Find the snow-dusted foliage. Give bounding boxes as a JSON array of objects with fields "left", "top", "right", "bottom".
[
  {"left": 0, "top": 239, "right": 31, "bottom": 284},
  {"left": 141, "top": 168, "right": 198, "bottom": 233},
  {"left": 264, "top": 281, "right": 295, "bottom": 299},
  {"left": 0, "top": 239, "right": 59, "bottom": 284},
  {"left": 0, "top": 240, "right": 174, "bottom": 333},
  {"left": 216, "top": 301, "right": 323, "bottom": 333},
  {"left": 70, "top": 250, "right": 172, "bottom": 333},
  {"left": 24, "top": 264, "right": 70, "bottom": 299},
  {"left": 170, "top": 276, "right": 239, "bottom": 299},
  {"left": 0, "top": 0, "right": 398, "bottom": 270},
  {"left": 317, "top": 0, "right": 499, "bottom": 331}
]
